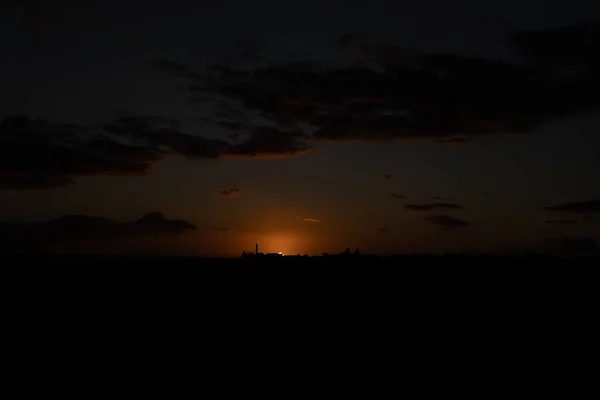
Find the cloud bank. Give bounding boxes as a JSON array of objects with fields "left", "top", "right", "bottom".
[
  {"left": 154, "top": 23, "right": 600, "bottom": 149},
  {"left": 3, "top": 23, "right": 599, "bottom": 191},
  {"left": 405, "top": 203, "right": 463, "bottom": 211},
  {"left": 543, "top": 199, "right": 600, "bottom": 214},
  {"left": 0, "top": 211, "right": 196, "bottom": 252},
  {"left": 426, "top": 215, "right": 470, "bottom": 229}
]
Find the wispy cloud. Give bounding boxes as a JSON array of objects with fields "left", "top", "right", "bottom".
[
  {"left": 426, "top": 215, "right": 471, "bottom": 229},
  {"left": 303, "top": 218, "right": 321, "bottom": 223},
  {"left": 297, "top": 217, "right": 321, "bottom": 223},
  {"left": 432, "top": 196, "right": 453, "bottom": 201},
  {"left": 405, "top": 203, "right": 463, "bottom": 211},
  {"left": 390, "top": 193, "right": 405, "bottom": 199},
  {"left": 220, "top": 188, "right": 241, "bottom": 197},
  {"left": 543, "top": 199, "right": 600, "bottom": 214}
]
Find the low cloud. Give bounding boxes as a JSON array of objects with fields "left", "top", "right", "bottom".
[
  {"left": 0, "top": 113, "right": 320, "bottom": 191},
  {"left": 432, "top": 196, "right": 453, "bottom": 201},
  {"left": 405, "top": 203, "right": 463, "bottom": 211},
  {"left": 383, "top": 173, "right": 393, "bottom": 180},
  {"left": 0, "top": 116, "right": 163, "bottom": 190},
  {"left": 0, "top": 211, "right": 196, "bottom": 252},
  {"left": 378, "top": 228, "right": 389, "bottom": 233},
  {"left": 426, "top": 215, "right": 470, "bottom": 229},
  {"left": 543, "top": 199, "right": 600, "bottom": 214},
  {"left": 390, "top": 193, "right": 405, "bottom": 199},
  {"left": 513, "top": 23, "right": 600, "bottom": 71},
  {"left": 220, "top": 187, "right": 241, "bottom": 197}
]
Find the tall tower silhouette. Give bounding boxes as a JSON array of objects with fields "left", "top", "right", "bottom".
[{"left": 255, "top": 243, "right": 258, "bottom": 255}]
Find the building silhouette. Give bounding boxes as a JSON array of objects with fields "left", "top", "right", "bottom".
[
  {"left": 241, "top": 243, "right": 283, "bottom": 258},
  {"left": 243, "top": 244, "right": 362, "bottom": 259}
]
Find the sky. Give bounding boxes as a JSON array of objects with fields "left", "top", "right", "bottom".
[{"left": 1, "top": 0, "right": 600, "bottom": 257}]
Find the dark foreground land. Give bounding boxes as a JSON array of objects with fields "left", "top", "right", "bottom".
[
  {"left": 1, "top": 253, "right": 598, "bottom": 266},
  {"left": 2, "top": 253, "right": 597, "bottom": 318}
]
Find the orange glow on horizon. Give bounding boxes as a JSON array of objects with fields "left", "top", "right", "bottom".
[{"left": 238, "top": 231, "right": 314, "bottom": 256}]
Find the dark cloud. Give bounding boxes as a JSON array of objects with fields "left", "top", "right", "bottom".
[
  {"left": 8, "top": 24, "right": 598, "bottom": 191},
  {"left": 0, "top": 113, "right": 318, "bottom": 190},
  {"left": 338, "top": 33, "right": 363, "bottom": 49},
  {"left": 134, "top": 212, "right": 196, "bottom": 234},
  {"left": 220, "top": 188, "right": 241, "bottom": 197},
  {"left": 545, "top": 220, "right": 577, "bottom": 225},
  {"left": 356, "top": 43, "right": 418, "bottom": 66},
  {"left": 0, "top": 211, "right": 196, "bottom": 252},
  {"left": 107, "top": 117, "right": 312, "bottom": 160},
  {"left": 543, "top": 199, "right": 600, "bottom": 214},
  {"left": 150, "top": 23, "right": 600, "bottom": 149},
  {"left": 0, "top": 116, "right": 163, "bottom": 190},
  {"left": 483, "top": 192, "right": 493, "bottom": 197},
  {"left": 192, "top": 39, "right": 268, "bottom": 66},
  {"left": 220, "top": 126, "right": 314, "bottom": 159},
  {"left": 378, "top": 228, "right": 388, "bottom": 233},
  {"left": 3, "top": 0, "right": 47, "bottom": 27},
  {"left": 513, "top": 22, "right": 600, "bottom": 74},
  {"left": 404, "top": 203, "right": 463, "bottom": 211},
  {"left": 432, "top": 196, "right": 453, "bottom": 201},
  {"left": 218, "top": 121, "right": 245, "bottom": 131},
  {"left": 152, "top": 59, "right": 200, "bottom": 80},
  {"left": 426, "top": 215, "right": 471, "bottom": 229},
  {"left": 104, "top": 116, "right": 227, "bottom": 159},
  {"left": 383, "top": 173, "right": 392, "bottom": 180}
]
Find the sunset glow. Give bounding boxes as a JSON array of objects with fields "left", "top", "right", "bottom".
[{"left": 1, "top": 1, "right": 599, "bottom": 258}]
